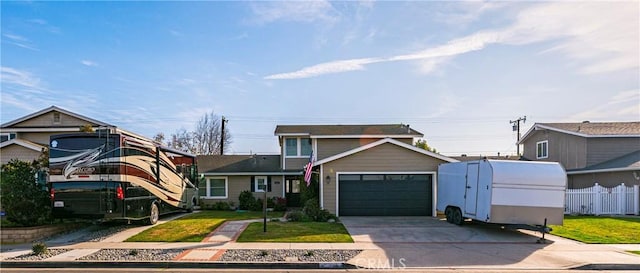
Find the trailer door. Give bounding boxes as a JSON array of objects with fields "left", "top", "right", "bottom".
[{"left": 464, "top": 163, "right": 479, "bottom": 215}]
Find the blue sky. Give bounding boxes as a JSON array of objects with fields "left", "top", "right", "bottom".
[{"left": 2, "top": 1, "right": 638, "bottom": 156}]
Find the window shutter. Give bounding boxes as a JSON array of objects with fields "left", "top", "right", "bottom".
[
  {"left": 267, "top": 176, "right": 272, "bottom": 192},
  {"left": 250, "top": 176, "right": 255, "bottom": 192}
]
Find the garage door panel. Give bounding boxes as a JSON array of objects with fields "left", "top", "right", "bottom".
[{"left": 338, "top": 173, "right": 432, "bottom": 216}]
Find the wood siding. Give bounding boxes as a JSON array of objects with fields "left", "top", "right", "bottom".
[
  {"left": 0, "top": 145, "right": 42, "bottom": 165},
  {"left": 199, "top": 175, "right": 285, "bottom": 208},
  {"left": 321, "top": 143, "right": 445, "bottom": 214},
  {"left": 568, "top": 171, "right": 640, "bottom": 189},
  {"left": 586, "top": 137, "right": 640, "bottom": 167},
  {"left": 522, "top": 130, "right": 587, "bottom": 169},
  {"left": 12, "top": 112, "right": 94, "bottom": 127},
  {"left": 19, "top": 132, "right": 78, "bottom": 146}
]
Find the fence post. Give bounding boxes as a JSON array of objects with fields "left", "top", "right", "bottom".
[
  {"left": 593, "top": 183, "right": 601, "bottom": 215},
  {"left": 634, "top": 185, "right": 639, "bottom": 216},
  {"left": 619, "top": 183, "right": 626, "bottom": 215}
]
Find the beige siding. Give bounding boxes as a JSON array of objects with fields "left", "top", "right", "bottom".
[
  {"left": 284, "top": 158, "right": 309, "bottom": 171},
  {"left": 568, "top": 171, "right": 640, "bottom": 189},
  {"left": 199, "top": 175, "right": 285, "bottom": 208},
  {"left": 321, "top": 143, "right": 445, "bottom": 214},
  {"left": 14, "top": 112, "right": 95, "bottom": 127},
  {"left": 1, "top": 145, "right": 42, "bottom": 165},
  {"left": 522, "top": 130, "right": 587, "bottom": 169},
  {"left": 586, "top": 137, "right": 640, "bottom": 167},
  {"left": 316, "top": 138, "right": 414, "bottom": 160},
  {"left": 19, "top": 132, "right": 80, "bottom": 146}
]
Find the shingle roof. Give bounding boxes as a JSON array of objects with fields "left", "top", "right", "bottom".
[
  {"left": 197, "top": 155, "right": 285, "bottom": 173},
  {"left": 567, "top": 150, "right": 640, "bottom": 173},
  {"left": 274, "top": 124, "right": 422, "bottom": 137},
  {"left": 538, "top": 122, "right": 640, "bottom": 136},
  {"left": 519, "top": 121, "right": 640, "bottom": 144}
]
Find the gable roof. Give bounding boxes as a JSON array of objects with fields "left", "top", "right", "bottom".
[
  {"left": 519, "top": 122, "right": 640, "bottom": 144},
  {"left": 567, "top": 150, "right": 640, "bottom": 174},
  {"left": 0, "top": 139, "right": 46, "bottom": 152},
  {"left": 275, "top": 124, "right": 423, "bottom": 138},
  {"left": 1, "top": 105, "right": 114, "bottom": 128},
  {"left": 197, "top": 154, "right": 299, "bottom": 175},
  {"left": 314, "top": 137, "right": 457, "bottom": 166}
]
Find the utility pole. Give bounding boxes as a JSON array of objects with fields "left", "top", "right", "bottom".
[
  {"left": 220, "top": 116, "right": 227, "bottom": 155},
  {"left": 510, "top": 116, "right": 526, "bottom": 156}
]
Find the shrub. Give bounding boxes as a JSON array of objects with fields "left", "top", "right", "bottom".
[
  {"left": 272, "top": 197, "right": 287, "bottom": 212},
  {"left": 266, "top": 197, "right": 275, "bottom": 209},
  {"left": 1, "top": 160, "right": 51, "bottom": 226},
  {"left": 286, "top": 211, "right": 310, "bottom": 222},
  {"left": 211, "top": 201, "right": 232, "bottom": 211},
  {"left": 32, "top": 242, "right": 48, "bottom": 255},
  {"left": 251, "top": 198, "right": 263, "bottom": 211},
  {"left": 238, "top": 191, "right": 255, "bottom": 210},
  {"left": 128, "top": 249, "right": 139, "bottom": 256},
  {"left": 303, "top": 198, "right": 336, "bottom": 222}
]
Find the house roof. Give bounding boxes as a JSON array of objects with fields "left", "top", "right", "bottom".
[
  {"left": 1, "top": 105, "right": 114, "bottom": 128},
  {"left": 313, "top": 138, "right": 458, "bottom": 166},
  {"left": 0, "top": 139, "right": 46, "bottom": 152},
  {"left": 197, "top": 154, "right": 298, "bottom": 175},
  {"left": 518, "top": 121, "right": 640, "bottom": 144},
  {"left": 274, "top": 124, "right": 423, "bottom": 138},
  {"left": 567, "top": 150, "right": 640, "bottom": 174}
]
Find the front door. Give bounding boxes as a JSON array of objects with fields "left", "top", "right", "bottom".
[
  {"left": 285, "top": 177, "right": 301, "bottom": 207},
  {"left": 464, "top": 163, "right": 479, "bottom": 215}
]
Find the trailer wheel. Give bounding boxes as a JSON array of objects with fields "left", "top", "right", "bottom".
[
  {"left": 444, "top": 207, "right": 453, "bottom": 223},
  {"left": 451, "top": 207, "right": 463, "bottom": 225},
  {"left": 148, "top": 203, "right": 159, "bottom": 225}
]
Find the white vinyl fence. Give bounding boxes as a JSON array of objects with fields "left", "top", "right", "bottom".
[{"left": 565, "top": 183, "right": 640, "bottom": 215}]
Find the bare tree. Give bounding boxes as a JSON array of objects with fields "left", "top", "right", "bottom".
[
  {"left": 166, "top": 111, "right": 231, "bottom": 155},
  {"left": 153, "top": 132, "right": 165, "bottom": 144}
]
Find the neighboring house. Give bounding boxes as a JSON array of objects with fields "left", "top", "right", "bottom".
[
  {"left": 0, "top": 106, "right": 115, "bottom": 165},
  {"left": 518, "top": 121, "right": 640, "bottom": 189},
  {"left": 197, "top": 124, "right": 458, "bottom": 216}
]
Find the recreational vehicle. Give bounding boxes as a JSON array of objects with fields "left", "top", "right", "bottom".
[{"left": 48, "top": 130, "right": 199, "bottom": 224}]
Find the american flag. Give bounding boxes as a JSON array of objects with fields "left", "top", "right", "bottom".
[{"left": 304, "top": 150, "right": 314, "bottom": 186}]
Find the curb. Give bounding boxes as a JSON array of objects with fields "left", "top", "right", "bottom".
[
  {"left": 571, "top": 263, "right": 640, "bottom": 271},
  {"left": 0, "top": 261, "right": 356, "bottom": 270}
]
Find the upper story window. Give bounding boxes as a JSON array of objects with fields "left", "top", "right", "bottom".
[
  {"left": 284, "top": 137, "right": 312, "bottom": 157},
  {"left": 536, "top": 140, "right": 548, "bottom": 159},
  {"left": 0, "top": 133, "right": 16, "bottom": 143},
  {"left": 53, "top": 112, "right": 61, "bottom": 124}
]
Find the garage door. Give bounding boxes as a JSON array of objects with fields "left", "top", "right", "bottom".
[{"left": 338, "top": 174, "right": 432, "bottom": 216}]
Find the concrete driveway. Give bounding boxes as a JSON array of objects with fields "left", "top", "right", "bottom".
[
  {"left": 340, "top": 216, "right": 539, "bottom": 243},
  {"left": 340, "top": 216, "right": 640, "bottom": 269}
]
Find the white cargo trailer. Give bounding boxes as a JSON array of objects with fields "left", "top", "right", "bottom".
[{"left": 437, "top": 160, "right": 566, "bottom": 227}]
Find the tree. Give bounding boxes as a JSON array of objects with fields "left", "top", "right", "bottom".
[
  {"left": 415, "top": 139, "right": 437, "bottom": 153},
  {"left": 0, "top": 159, "right": 51, "bottom": 226},
  {"left": 166, "top": 111, "right": 231, "bottom": 155},
  {"left": 79, "top": 124, "right": 94, "bottom": 133},
  {"left": 153, "top": 132, "right": 165, "bottom": 144}
]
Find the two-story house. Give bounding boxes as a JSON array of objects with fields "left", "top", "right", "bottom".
[
  {"left": 198, "top": 124, "right": 457, "bottom": 216},
  {"left": 0, "top": 106, "right": 116, "bottom": 165},
  {"left": 518, "top": 121, "right": 640, "bottom": 189}
]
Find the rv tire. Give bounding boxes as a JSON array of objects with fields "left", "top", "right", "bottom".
[
  {"left": 452, "top": 207, "right": 463, "bottom": 225},
  {"left": 148, "top": 203, "right": 159, "bottom": 225}
]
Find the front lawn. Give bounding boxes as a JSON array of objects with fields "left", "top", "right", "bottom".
[
  {"left": 236, "top": 221, "right": 353, "bottom": 243},
  {"left": 630, "top": 251, "right": 640, "bottom": 255},
  {"left": 126, "top": 210, "right": 284, "bottom": 242},
  {"left": 550, "top": 216, "right": 640, "bottom": 244}
]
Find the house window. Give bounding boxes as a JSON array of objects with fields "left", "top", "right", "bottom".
[
  {"left": 536, "top": 140, "right": 548, "bottom": 159},
  {"left": 0, "top": 133, "right": 16, "bottom": 143},
  {"left": 284, "top": 137, "right": 312, "bottom": 157},
  {"left": 200, "top": 177, "right": 227, "bottom": 199},
  {"left": 53, "top": 112, "right": 61, "bottom": 124},
  {"left": 254, "top": 176, "right": 267, "bottom": 192}
]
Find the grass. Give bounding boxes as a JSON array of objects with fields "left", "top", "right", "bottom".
[
  {"left": 629, "top": 251, "right": 640, "bottom": 255},
  {"left": 125, "top": 210, "right": 284, "bottom": 242},
  {"left": 550, "top": 216, "right": 640, "bottom": 244},
  {"left": 236, "top": 221, "right": 353, "bottom": 243}
]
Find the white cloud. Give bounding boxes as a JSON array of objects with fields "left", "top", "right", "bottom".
[
  {"left": 2, "top": 33, "right": 39, "bottom": 51},
  {"left": 81, "top": 60, "right": 99, "bottom": 67},
  {"left": 250, "top": 1, "right": 338, "bottom": 24},
  {"left": 0, "top": 66, "right": 44, "bottom": 91},
  {"left": 569, "top": 89, "right": 640, "bottom": 121},
  {"left": 264, "top": 2, "right": 638, "bottom": 80}
]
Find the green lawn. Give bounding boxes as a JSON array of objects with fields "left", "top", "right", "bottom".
[
  {"left": 236, "top": 221, "right": 353, "bottom": 243},
  {"left": 630, "top": 251, "right": 640, "bottom": 255},
  {"left": 550, "top": 216, "right": 640, "bottom": 244},
  {"left": 125, "top": 210, "right": 283, "bottom": 242}
]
